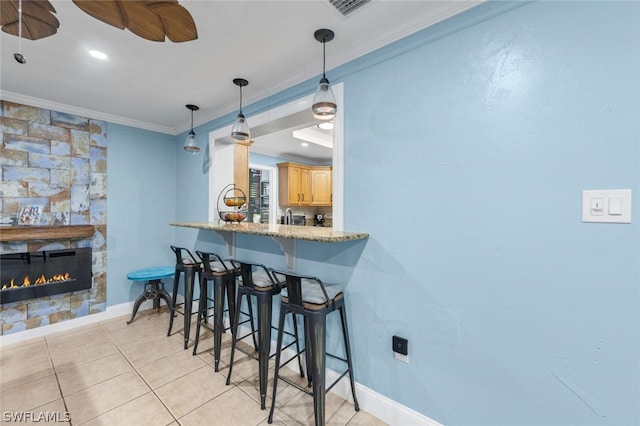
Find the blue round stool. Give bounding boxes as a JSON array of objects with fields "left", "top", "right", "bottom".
[{"left": 126, "top": 266, "right": 174, "bottom": 324}]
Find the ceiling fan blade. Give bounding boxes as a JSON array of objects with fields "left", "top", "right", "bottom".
[
  {"left": 72, "top": 0, "right": 126, "bottom": 30},
  {"left": 119, "top": 1, "right": 166, "bottom": 41},
  {"left": 147, "top": 1, "right": 197, "bottom": 43},
  {"left": 0, "top": 1, "right": 19, "bottom": 26},
  {"left": 0, "top": 0, "right": 59, "bottom": 40}
]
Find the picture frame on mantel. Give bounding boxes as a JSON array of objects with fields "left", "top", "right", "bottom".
[
  {"left": 17, "top": 204, "right": 44, "bottom": 226},
  {"left": 38, "top": 212, "right": 70, "bottom": 226}
]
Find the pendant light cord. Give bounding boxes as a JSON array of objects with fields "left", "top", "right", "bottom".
[
  {"left": 238, "top": 85, "right": 243, "bottom": 114},
  {"left": 18, "top": 0, "right": 23, "bottom": 53},
  {"left": 190, "top": 109, "right": 194, "bottom": 132},
  {"left": 322, "top": 39, "right": 327, "bottom": 78}
]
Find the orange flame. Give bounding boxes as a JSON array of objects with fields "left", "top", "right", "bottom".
[{"left": 2, "top": 273, "right": 71, "bottom": 290}]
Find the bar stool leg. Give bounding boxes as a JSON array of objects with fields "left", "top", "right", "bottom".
[
  {"left": 212, "top": 275, "right": 226, "bottom": 372},
  {"left": 182, "top": 267, "right": 197, "bottom": 349},
  {"left": 167, "top": 270, "right": 180, "bottom": 336},
  {"left": 306, "top": 312, "right": 327, "bottom": 426},
  {"left": 305, "top": 318, "right": 313, "bottom": 388},
  {"left": 192, "top": 273, "right": 208, "bottom": 355},
  {"left": 256, "top": 292, "right": 273, "bottom": 409},
  {"left": 339, "top": 306, "right": 359, "bottom": 411},
  {"left": 224, "top": 275, "right": 236, "bottom": 334},
  {"left": 291, "top": 313, "right": 305, "bottom": 378},
  {"left": 126, "top": 283, "right": 148, "bottom": 324},
  {"left": 268, "top": 307, "right": 288, "bottom": 424},
  {"left": 225, "top": 287, "right": 245, "bottom": 385},
  {"left": 157, "top": 282, "right": 172, "bottom": 311}
]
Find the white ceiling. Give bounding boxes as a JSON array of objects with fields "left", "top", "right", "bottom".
[{"left": 0, "top": 0, "right": 481, "bottom": 136}]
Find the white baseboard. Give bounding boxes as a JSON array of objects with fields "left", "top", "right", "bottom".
[
  {"left": 1, "top": 303, "right": 441, "bottom": 426},
  {"left": 0, "top": 297, "right": 187, "bottom": 347},
  {"left": 232, "top": 323, "right": 442, "bottom": 426},
  {"left": 0, "top": 301, "right": 135, "bottom": 346}
]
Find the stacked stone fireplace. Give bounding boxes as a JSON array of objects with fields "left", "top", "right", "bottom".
[{"left": 0, "top": 101, "right": 107, "bottom": 335}]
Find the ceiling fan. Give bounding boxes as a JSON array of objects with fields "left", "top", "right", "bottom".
[{"left": 0, "top": 0, "right": 198, "bottom": 42}]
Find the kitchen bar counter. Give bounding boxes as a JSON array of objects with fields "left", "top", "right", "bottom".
[
  {"left": 170, "top": 222, "right": 369, "bottom": 270},
  {"left": 170, "top": 222, "right": 369, "bottom": 243}
]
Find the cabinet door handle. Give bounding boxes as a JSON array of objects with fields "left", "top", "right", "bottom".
[
  {"left": 301, "top": 194, "right": 304, "bottom": 201},
  {"left": 297, "top": 193, "right": 300, "bottom": 202}
]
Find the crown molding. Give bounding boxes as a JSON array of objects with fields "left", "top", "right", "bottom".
[{"left": 0, "top": 91, "right": 175, "bottom": 135}]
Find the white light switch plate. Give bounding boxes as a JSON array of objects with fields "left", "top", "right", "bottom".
[{"left": 582, "top": 189, "right": 632, "bottom": 223}]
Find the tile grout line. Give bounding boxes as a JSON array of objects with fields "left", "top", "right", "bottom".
[
  {"left": 98, "top": 311, "right": 241, "bottom": 425},
  {"left": 97, "top": 316, "right": 182, "bottom": 425},
  {"left": 43, "top": 337, "right": 73, "bottom": 426}
]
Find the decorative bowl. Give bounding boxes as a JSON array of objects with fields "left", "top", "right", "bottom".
[
  {"left": 223, "top": 197, "right": 246, "bottom": 207},
  {"left": 218, "top": 211, "right": 246, "bottom": 222}
]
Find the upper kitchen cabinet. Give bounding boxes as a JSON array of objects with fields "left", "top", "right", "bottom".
[
  {"left": 278, "top": 162, "right": 332, "bottom": 207},
  {"left": 311, "top": 166, "right": 332, "bottom": 206},
  {"left": 278, "top": 162, "right": 311, "bottom": 206}
]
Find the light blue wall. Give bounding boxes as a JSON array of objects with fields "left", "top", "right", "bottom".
[
  {"left": 172, "top": 1, "right": 639, "bottom": 424},
  {"left": 342, "top": 2, "right": 639, "bottom": 424},
  {"left": 106, "top": 124, "right": 177, "bottom": 306}
]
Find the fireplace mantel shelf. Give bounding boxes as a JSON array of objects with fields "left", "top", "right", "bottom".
[{"left": 0, "top": 225, "right": 95, "bottom": 243}]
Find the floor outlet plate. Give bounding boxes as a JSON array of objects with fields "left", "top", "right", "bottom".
[{"left": 394, "top": 352, "right": 409, "bottom": 363}]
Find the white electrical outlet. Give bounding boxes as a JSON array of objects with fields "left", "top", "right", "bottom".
[{"left": 582, "top": 189, "right": 632, "bottom": 223}]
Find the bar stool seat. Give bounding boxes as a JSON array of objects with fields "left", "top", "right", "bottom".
[
  {"left": 281, "top": 279, "right": 343, "bottom": 306},
  {"left": 268, "top": 270, "right": 359, "bottom": 426},
  {"left": 126, "top": 266, "right": 173, "bottom": 324}
]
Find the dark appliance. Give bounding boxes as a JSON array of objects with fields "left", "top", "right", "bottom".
[{"left": 314, "top": 214, "right": 325, "bottom": 226}]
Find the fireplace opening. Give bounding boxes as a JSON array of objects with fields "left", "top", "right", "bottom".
[{"left": 0, "top": 248, "right": 92, "bottom": 304}]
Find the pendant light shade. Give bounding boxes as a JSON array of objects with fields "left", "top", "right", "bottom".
[
  {"left": 312, "top": 29, "right": 336, "bottom": 120},
  {"left": 231, "top": 78, "right": 251, "bottom": 142},
  {"left": 184, "top": 104, "right": 200, "bottom": 155}
]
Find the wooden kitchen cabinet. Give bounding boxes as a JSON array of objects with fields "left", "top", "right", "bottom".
[
  {"left": 278, "top": 162, "right": 311, "bottom": 206},
  {"left": 278, "top": 162, "right": 332, "bottom": 207},
  {"left": 311, "top": 167, "right": 332, "bottom": 206}
]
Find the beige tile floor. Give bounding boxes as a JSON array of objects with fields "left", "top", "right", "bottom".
[{"left": 0, "top": 307, "right": 386, "bottom": 426}]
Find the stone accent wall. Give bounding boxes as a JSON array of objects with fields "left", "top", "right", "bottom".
[{"left": 0, "top": 101, "right": 107, "bottom": 335}]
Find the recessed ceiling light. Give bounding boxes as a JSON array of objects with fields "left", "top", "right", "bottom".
[
  {"left": 318, "top": 121, "right": 334, "bottom": 130},
  {"left": 301, "top": 142, "right": 309, "bottom": 147},
  {"left": 89, "top": 50, "right": 108, "bottom": 60}
]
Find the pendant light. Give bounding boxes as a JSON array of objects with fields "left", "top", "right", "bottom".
[
  {"left": 183, "top": 104, "right": 200, "bottom": 155},
  {"left": 14, "top": 0, "right": 27, "bottom": 64},
  {"left": 231, "top": 78, "right": 250, "bottom": 141},
  {"left": 312, "top": 29, "right": 336, "bottom": 120}
]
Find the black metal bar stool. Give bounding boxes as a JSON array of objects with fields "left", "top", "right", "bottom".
[
  {"left": 168, "top": 246, "right": 202, "bottom": 349},
  {"left": 193, "top": 251, "right": 256, "bottom": 371},
  {"left": 225, "top": 261, "right": 303, "bottom": 410},
  {"left": 268, "top": 270, "right": 359, "bottom": 426}
]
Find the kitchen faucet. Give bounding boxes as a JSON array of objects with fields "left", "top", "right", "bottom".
[{"left": 285, "top": 208, "right": 293, "bottom": 225}]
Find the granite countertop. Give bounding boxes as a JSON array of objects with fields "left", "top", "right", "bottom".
[{"left": 170, "top": 222, "right": 369, "bottom": 243}]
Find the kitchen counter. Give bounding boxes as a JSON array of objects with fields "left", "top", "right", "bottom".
[
  {"left": 170, "top": 222, "right": 369, "bottom": 243},
  {"left": 170, "top": 222, "right": 369, "bottom": 270}
]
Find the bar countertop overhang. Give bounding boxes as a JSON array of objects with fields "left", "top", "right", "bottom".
[{"left": 170, "top": 222, "right": 369, "bottom": 243}]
